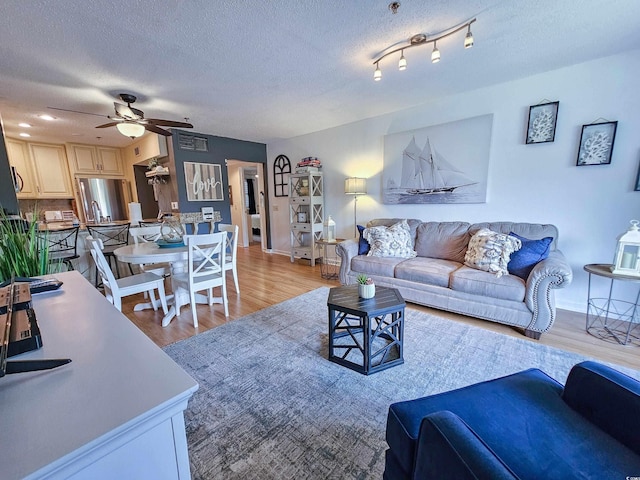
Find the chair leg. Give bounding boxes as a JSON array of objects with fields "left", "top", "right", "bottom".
[
  {"left": 157, "top": 282, "right": 168, "bottom": 315},
  {"left": 148, "top": 290, "right": 158, "bottom": 311},
  {"left": 222, "top": 280, "right": 229, "bottom": 317},
  {"left": 113, "top": 296, "right": 122, "bottom": 312},
  {"left": 190, "top": 291, "right": 198, "bottom": 328},
  {"left": 128, "top": 263, "right": 134, "bottom": 276},
  {"left": 232, "top": 268, "right": 240, "bottom": 295}
]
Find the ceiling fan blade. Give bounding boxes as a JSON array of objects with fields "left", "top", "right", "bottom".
[
  {"left": 144, "top": 124, "right": 173, "bottom": 136},
  {"left": 114, "top": 102, "right": 143, "bottom": 120},
  {"left": 145, "top": 118, "right": 194, "bottom": 128},
  {"left": 95, "top": 122, "right": 122, "bottom": 128},
  {"left": 48, "top": 107, "right": 108, "bottom": 118}
]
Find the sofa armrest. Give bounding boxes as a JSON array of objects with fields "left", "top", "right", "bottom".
[
  {"left": 523, "top": 249, "right": 573, "bottom": 332},
  {"left": 563, "top": 361, "right": 640, "bottom": 456},
  {"left": 336, "top": 239, "right": 359, "bottom": 285},
  {"left": 413, "top": 411, "right": 519, "bottom": 480}
]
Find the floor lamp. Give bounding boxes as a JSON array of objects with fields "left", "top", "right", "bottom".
[{"left": 344, "top": 177, "right": 367, "bottom": 237}]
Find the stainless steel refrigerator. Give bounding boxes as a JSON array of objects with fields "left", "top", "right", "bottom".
[{"left": 77, "top": 177, "right": 130, "bottom": 223}]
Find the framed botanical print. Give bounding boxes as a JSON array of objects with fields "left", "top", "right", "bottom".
[
  {"left": 576, "top": 121, "right": 618, "bottom": 166},
  {"left": 635, "top": 160, "right": 640, "bottom": 192},
  {"left": 525, "top": 101, "right": 559, "bottom": 144}
]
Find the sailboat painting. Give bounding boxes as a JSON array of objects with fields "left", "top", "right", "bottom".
[{"left": 383, "top": 114, "right": 493, "bottom": 204}]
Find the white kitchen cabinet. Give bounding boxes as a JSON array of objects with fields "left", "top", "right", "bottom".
[
  {"left": 5, "top": 139, "right": 73, "bottom": 199},
  {"left": 5, "top": 138, "right": 37, "bottom": 198},
  {"left": 67, "top": 143, "right": 124, "bottom": 176},
  {"left": 28, "top": 142, "right": 74, "bottom": 198}
]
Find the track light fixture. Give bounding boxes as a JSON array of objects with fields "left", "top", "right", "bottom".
[
  {"left": 398, "top": 50, "right": 407, "bottom": 71},
  {"left": 372, "top": 17, "right": 476, "bottom": 81},
  {"left": 374, "top": 62, "right": 382, "bottom": 81},
  {"left": 431, "top": 42, "right": 441, "bottom": 63}
]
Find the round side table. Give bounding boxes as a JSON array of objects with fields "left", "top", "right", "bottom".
[
  {"left": 583, "top": 263, "right": 640, "bottom": 345},
  {"left": 317, "top": 239, "right": 345, "bottom": 280}
]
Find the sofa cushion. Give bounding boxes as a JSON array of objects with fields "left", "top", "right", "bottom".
[
  {"left": 507, "top": 232, "right": 553, "bottom": 280},
  {"left": 395, "top": 257, "right": 462, "bottom": 288},
  {"left": 367, "top": 218, "right": 422, "bottom": 247},
  {"left": 464, "top": 229, "right": 521, "bottom": 277},
  {"left": 356, "top": 225, "right": 370, "bottom": 255},
  {"left": 386, "top": 368, "right": 640, "bottom": 479},
  {"left": 450, "top": 266, "right": 525, "bottom": 302},
  {"left": 414, "top": 222, "right": 470, "bottom": 263},
  {"left": 351, "top": 255, "right": 405, "bottom": 278},
  {"left": 471, "top": 222, "right": 559, "bottom": 251},
  {"left": 364, "top": 220, "right": 417, "bottom": 259}
]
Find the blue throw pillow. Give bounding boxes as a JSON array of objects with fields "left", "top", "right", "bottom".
[
  {"left": 357, "top": 225, "right": 370, "bottom": 255},
  {"left": 507, "top": 232, "right": 553, "bottom": 279}
]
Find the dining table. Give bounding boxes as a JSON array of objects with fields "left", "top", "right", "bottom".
[{"left": 114, "top": 242, "right": 224, "bottom": 327}]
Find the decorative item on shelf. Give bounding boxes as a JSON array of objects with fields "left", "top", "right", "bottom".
[
  {"left": 357, "top": 274, "right": 375, "bottom": 299},
  {"left": 160, "top": 215, "right": 185, "bottom": 243},
  {"left": 611, "top": 220, "right": 640, "bottom": 277},
  {"left": 146, "top": 158, "right": 169, "bottom": 184},
  {"left": 345, "top": 177, "right": 367, "bottom": 236},
  {"left": 297, "top": 211, "right": 308, "bottom": 223},
  {"left": 296, "top": 157, "right": 322, "bottom": 173},
  {"left": 324, "top": 215, "right": 336, "bottom": 242},
  {"left": 372, "top": 15, "right": 476, "bottom": 81},
  {"left": 295, "top": 178, "right": 310, "bottom": 196}
]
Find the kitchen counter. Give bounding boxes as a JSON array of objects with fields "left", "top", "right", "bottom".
[{"left": 0, "top": 271, "right": 199, "bottom": 479}]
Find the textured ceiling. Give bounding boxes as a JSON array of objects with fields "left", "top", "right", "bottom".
[{"left": 0, "top": 0, "right": 639, "bottom": 147}]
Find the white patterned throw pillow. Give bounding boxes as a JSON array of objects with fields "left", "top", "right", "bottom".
[
  {"left": 364, "top": 220, "right": 417, "bottom": 258},
  {"left": 464, "top": 228, "right": 521, "bottom": 277}
]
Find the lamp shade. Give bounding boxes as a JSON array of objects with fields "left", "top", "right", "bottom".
[
  {"left": 116, "top": 122, "right": 145, "bottom": 138},
  {"left": 345, "top": 177, "right": 367, "bottom": 195}
]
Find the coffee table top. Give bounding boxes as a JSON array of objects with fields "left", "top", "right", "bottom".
[{"left": 327, "top": 285, "right": 405, "bottom": 316}]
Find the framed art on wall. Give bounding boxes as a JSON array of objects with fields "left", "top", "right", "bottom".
[
  {"left": 382, "top": 114, "right": 493, "bottom": 204},
  {"left": 525, "top": 101, "right": 559, "bottom": 144},
  {"left": 576, "top": 120, "right": 618, "bottom": 166},
  {"left": 183, "top": 161, "right": 224, "bottom": 201},
  {"left": 635, "top": 160, "right": 640, "bottom": 191}
]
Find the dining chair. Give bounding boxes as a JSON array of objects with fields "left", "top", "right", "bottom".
[
  {"left": 40, "top": 226, "right": 80, "bottom": 271},
  {"left": 86, "top": 235, "right": 168, "bottom": 315},
  {"left": 173, "top": 232, "right": 228, "bottom": 327},
  {"left": 129, "top": 225, "right": 171, "bottom": 277},
  {"left": 86, "top": 223, "right": 132, "bottom": 285},
  {"left": 217, "top": 223, "right": 240, "bottom": 295}
]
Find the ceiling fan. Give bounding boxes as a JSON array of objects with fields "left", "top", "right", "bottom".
[{"left": 49, "top": 93, "right": 194, "bottom": 138}]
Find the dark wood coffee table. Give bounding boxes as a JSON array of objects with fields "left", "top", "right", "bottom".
[{"left": 327, "top": 285, "right": 405, "bottom": 375}]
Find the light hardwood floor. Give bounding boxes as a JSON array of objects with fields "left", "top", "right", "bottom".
[{"left": 121, "top": 244, "right": 640, "bottom": 371}]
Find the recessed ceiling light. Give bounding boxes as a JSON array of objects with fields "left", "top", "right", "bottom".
[
  {"left": 38, "top": 114, "right": 56, "bottom": 121},
  {"left": 19, "top": 133, "right": 31, "bottom": 138},
  {"left": 18, "top": 123, "right": 32, "bottom": 128}
]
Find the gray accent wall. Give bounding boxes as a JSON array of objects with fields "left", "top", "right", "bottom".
[{"left": 171, "top": 130, "right": 270, "bottom": 247}]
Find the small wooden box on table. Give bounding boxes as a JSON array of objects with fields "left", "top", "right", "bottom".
[{"left": 327, "top": 285, "right": 405, "bottom": 375}]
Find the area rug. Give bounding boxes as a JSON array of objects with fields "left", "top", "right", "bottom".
[{"left": 164, "top": 287, "right": 639, "bottom": 480}]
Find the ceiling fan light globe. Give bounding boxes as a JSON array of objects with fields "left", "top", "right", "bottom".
[{"left": 116, "top": 122, "right": 145, "bottom": 138}]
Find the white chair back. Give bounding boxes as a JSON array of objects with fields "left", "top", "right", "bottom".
[
  {"left": 87, "top": 235, "right": 118, "bottom": 303},
  {"left": 217, "top": 223, "right": 240, "bottom": 295},
  {"left": 179, "top": 232, "right": 228, "bottom": 325},
  {"left": 130, "top": 225, "right": 163, "bottom": 244}
]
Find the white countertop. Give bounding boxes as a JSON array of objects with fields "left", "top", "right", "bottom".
[{"left": 0, "top": 271, "right": 198, "bottom": 479}]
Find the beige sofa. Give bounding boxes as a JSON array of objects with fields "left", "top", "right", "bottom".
[{"left": 336, "top": 219, "right": 573, "bottom": 339}]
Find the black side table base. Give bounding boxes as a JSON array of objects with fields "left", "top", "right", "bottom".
[{"left": 327, "top": 286, "right": 405, "bottom": 375}]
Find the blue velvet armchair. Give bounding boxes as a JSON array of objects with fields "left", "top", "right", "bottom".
[{"left": 384, "top": 361, "right": 640, "bottom": 479}]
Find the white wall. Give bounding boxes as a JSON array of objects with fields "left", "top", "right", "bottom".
[{"left": 267, "top": 49, "right": 640, "bottom": 313}]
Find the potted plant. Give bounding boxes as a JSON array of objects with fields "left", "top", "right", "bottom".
[
  {"left": 0, "top": 210, "right": 57, "bottom": 283},
  {"left": 357, "top": 273, "right": 375, "bottom": 299}
]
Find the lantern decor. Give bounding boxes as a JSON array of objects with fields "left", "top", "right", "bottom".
[
  {"left": 611, "top": 220, "right": 640, "bottom": 277},
  {"left": 324, "top": 215, "right": 336, "bottom": 242},
  {"left": 160, "top": 215, "right": 185, "bottom": 243}
]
